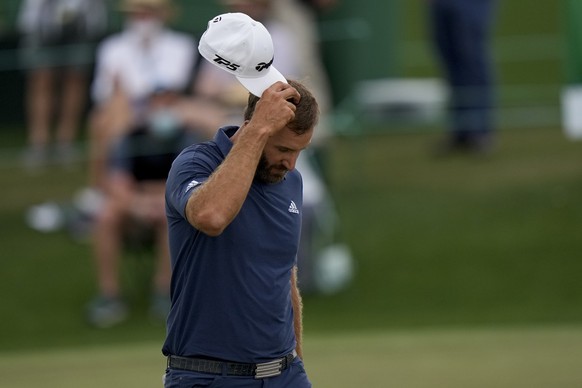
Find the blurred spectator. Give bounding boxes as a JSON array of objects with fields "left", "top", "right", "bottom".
[
  {"left": 17, "top": 0, "right": 108, "bottom": 169},
  {"left": 428, "top": 0, "right": 497, "bottom": 156},
  {"left": 87, "top": 0, "right": 200, "bottom": 193},
  {"left": 86, "top": 88, "right": 204, "bottom": 328},
  {"left": 271, "top": 0, "right": 337, "bottom": 169}
]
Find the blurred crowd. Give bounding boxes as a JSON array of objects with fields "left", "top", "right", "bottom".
[
  {"left": 11, "top": 0, "right": 499, "bottom": 329},
  {"left": 15, "top": 0, "right": 353, "bottom": 328}
]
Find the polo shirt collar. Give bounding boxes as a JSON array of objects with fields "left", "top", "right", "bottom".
[{"left": 215, "top": 126, "right": 239, "bottom": 157}]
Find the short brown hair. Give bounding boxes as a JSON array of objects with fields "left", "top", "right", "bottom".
[{"left": 243, "top": 79, "right": 319, "bottom": 135}]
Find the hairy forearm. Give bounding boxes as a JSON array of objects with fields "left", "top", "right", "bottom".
[
  {"left": 291, "top": 266, "right": 304, "bottom": 359},
  {"left": 185, "top": 124, "right": 270, "bottom": 236},
  {"left": 185, "top": 82, "right": 300, "bottom": 236}
]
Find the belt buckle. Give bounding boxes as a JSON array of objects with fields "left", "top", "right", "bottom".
[{"left": 254, "top": 357, "right": 284, "bottom": 379}]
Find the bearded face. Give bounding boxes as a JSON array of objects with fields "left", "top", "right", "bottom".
[
  {"left": 252, "top": 126, "right": 313, "bottom": 184},
  {"left": 255, "top": 153, "right": 288, "bottom": 184}
]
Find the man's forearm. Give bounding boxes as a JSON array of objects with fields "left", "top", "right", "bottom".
[
  {"left": 185, "top": 125, "right": 270, "bottom": 235},
  {"left": 185, "top": 82, "right": 300, "bottom": 236},
  {"left": 291, "top": 266, "right": 304, "bottom": 359}
]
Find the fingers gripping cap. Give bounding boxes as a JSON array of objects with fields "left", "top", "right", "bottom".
[{"left": 198, "top": 12, "right": 286, "bottom": 97}]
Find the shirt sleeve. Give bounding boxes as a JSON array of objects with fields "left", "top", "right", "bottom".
[{"left": 165, "top": 144, "right": 214, "bottom": 220}]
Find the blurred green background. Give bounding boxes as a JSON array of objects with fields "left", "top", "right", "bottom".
[{"left": 1, "top": 0, "right": 582, "bottom": 387}]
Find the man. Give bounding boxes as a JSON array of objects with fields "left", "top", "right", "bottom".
[
  {"left": 194, "top": 1, "right": 353, "bottom": 294},
  {"left": 162, "top": 13, "right": 317, "bottom": 387},
  {"left": 18, "top": 0, "right": 107, "bottom": 168},
  {"left": 429, "top": 0, "right": 497, "bottom": 155},
  {"left": 86, "top": 89, "right": 203, "bottom": 328}
]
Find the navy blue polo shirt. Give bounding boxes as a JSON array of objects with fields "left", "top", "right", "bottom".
[{"left": 162, "top": 126, "right": 303, "bottom": 363}]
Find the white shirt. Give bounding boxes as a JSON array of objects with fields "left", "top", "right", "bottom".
[{"left": 91, "top": 28, "right": 196, "bottom": 103}]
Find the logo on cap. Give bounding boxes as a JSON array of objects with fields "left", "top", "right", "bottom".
[
  {"left": 213, "top": 54, "right": 241, "bottom": 72},
  {"left": 255, "top": 58, "right": 273, "bottom": 72}
]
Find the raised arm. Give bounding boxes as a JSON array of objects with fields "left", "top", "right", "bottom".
[{"left": 185, "top": 82, "right": 300, "bottom": 236}]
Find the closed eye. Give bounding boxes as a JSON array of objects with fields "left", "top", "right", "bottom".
[
  {"left": 277, "top": 146, "right": 294, "bottom": 153},
  {"left": 277, "top": 145, "right": 309, "bottom": 153}
]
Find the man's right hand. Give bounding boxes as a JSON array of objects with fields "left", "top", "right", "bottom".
[{"left": 248, "top": 81, "right": 301, "bottom": 136}]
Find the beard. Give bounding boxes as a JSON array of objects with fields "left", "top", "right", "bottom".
[{"left": 255, "top": 154, "right": 288, "bottom": 184}]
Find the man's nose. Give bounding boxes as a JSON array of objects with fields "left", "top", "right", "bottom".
[{"left": 282, "top": 155, "right": 298, "bottom": 171}]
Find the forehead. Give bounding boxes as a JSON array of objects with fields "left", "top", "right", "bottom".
[{"left": 267, "top": 127, "right": 313, "bottom": 150}]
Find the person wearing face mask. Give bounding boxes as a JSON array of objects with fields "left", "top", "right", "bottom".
[
  {"left": 85, "top": 88, "right": 204, "bottom": 328},
  {"left": 85, "top": 0, "right": 199, "bottom": 203}
]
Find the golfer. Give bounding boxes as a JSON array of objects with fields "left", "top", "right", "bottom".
[{"left": 162, "top": 13, "right": 317, "bottom": 387}]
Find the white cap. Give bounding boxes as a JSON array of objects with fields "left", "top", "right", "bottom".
[{"left": 198, "top": 12, "right": 286, "bottom": 97}]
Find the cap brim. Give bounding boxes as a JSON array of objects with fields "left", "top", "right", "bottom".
[{"left": 236, "top": 66, "right": 287, "bottom": 97}]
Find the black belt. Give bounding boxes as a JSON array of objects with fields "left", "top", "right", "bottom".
[{"left": 167, "top": 350, "right": 297, "bottom": 379}]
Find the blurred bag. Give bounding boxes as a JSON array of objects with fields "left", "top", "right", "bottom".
[{"left": 561, "top": 85, "right": 582, "bottom": 140}]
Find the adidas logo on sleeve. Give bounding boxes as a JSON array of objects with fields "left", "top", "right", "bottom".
[
  {"left": 288, "top": 201, "right": 299, "bottom": 214},
  {"left": 185, "top": 180, "right": 200, "bottom": 193}
]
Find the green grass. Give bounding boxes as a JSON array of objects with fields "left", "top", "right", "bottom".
[
  {"left": 1, "top": 126, "right": 582, "bottom": 353},
  {"left": 304, "top": 127, "right": 582, "bottom": 332},
  {"left": 0, "top": 0, "right": 577, "bottom": 370},
  {"left": 2, "top": 325, "right": 582, "bottom": 387}
]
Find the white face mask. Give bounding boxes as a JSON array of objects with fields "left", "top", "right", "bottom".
[
  {"left": 148, "top": 109, "right": 181, "bottom": 138},
  {"left": 126, "top": 18, "right": 163, "bottom": 40}
]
